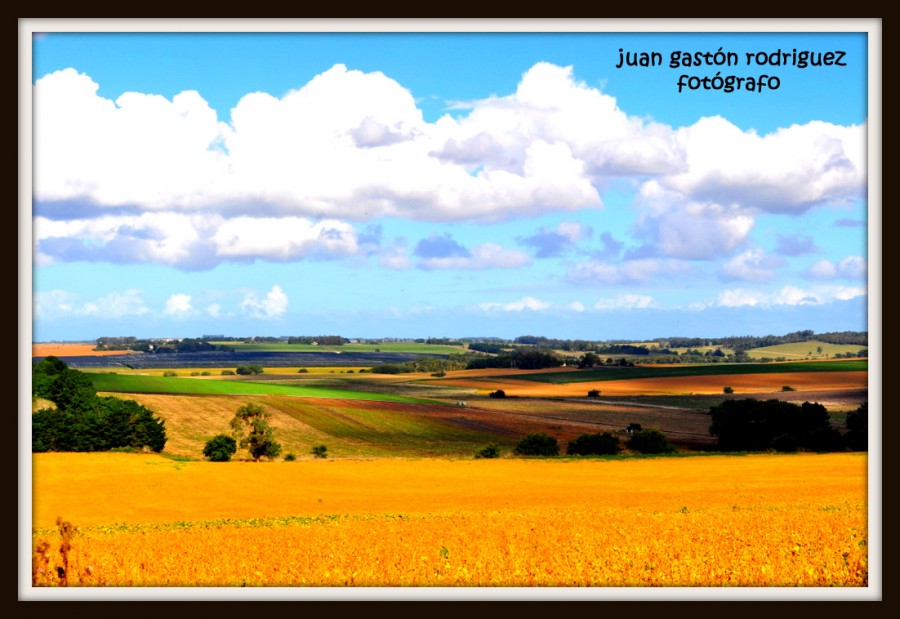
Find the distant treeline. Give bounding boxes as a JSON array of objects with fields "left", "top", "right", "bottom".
[
  {"left": 95, "top": 337, "right": 232, "bottom": 354},
  {"left": 512, "top": 330, "right": 867, "bottom": 353}
]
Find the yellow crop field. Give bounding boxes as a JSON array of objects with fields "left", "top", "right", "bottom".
[{"left": 29, "top": 452, "right": 869, "bottom": 590}]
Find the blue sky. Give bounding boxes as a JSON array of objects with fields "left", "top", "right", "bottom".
[{"left": 25, "top": 21, "right": 875, "bottom": 342}]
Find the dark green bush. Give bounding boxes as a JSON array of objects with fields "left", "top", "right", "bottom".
[
  {"left": 627, "top": 429, "right": 676, "bottom": 454},
  {"left": 567, "top": 432, "right": 621, "bottom": 456},
  {"left": 203, "top": 434, "right": 237, "bottom": 462},
  {"left": 488, "top": 390, "right": 506, "bottom": 399},
  {"left": 475, "top": 444, "right": 501, "bottom": 459},
  {"left": 236, "top": 364, "right": 264, "bottom": 375},
  {"left": 311, "top": 445, "right": 328, "bottom": 459},
  {"left": 587, "top": 389, "right": 601, "bottom": 398},
  {"left": 514, "top": 433, "right": 559, "bottom": 456}
]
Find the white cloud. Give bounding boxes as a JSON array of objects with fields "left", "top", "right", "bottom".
[
  {"left": 213, "top": 217, "right": 358, "bottom": 261},
  {"left": 35, "top": 288, "right": 151, "bottom": 320},
  {"left": 567, "top": 258, "right": 692, "bottom": 285},
  {"left": 805, "top": 256, "right": 867, "bottom": 280},
  {"left": 566, "top": 300, "right": 586, "bottom": 312},
  {"left": 33, "top": 213, "right": 360, "bottom": 270},
  {"left": 418, "top": 243, "right": 531, "bottom": 270},
  {"left": 718, "top": 248, "right": 784, "bottom": 282},
  {"left": 713, "top": 285, "right": 866, "bottom": 308},
  {"left": 662, "top": 116, "right": 866, "bottom": 213},
  {"left": 32, "top": 61, "right": 866, "bottom": 273},
  {"left": 163, "top": 293, "right": 193, "bottom": 317},
  {"left": 479, "top": 296, "right": 551, "bottom": 312},
  {"left": 240, "top": 285, "right": 289, "bottom": 319},
  {"left": 206, "top": 303, "right": 221, "bottom": 318},
  {"left": 594, "top": 294, "right": 655, "bottom": 310}
]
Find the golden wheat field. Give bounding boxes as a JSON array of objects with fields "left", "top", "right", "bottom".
[{"left": 29, "top": 452, "right": 869, "bottom": 590}]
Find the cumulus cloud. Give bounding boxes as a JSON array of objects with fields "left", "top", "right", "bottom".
[
  {"left": 479, "top": 296, "right": 551, "bottom": 312},
  {"left": 805, "top": 256, "right": 867, "bottom": 280},
  {"left": 712, "top": 284, "right": 865, "bottom": 308},
  {"left": 594, "top": 294, "right": 655, "bottom": 310},
  {"left": 240, "top": 285, "right": 288, "bottom": 319},
  {"left": 718, "top": 248, "right": 785, "bottom": 282},
  {"left": 163, "top": 293, "right": 193, "bottom": 317},
  {"left": 517, "top": 221, "right": 592, "bottom": 258},
  {"left": 661, "top": 116, "right": 865, "bottom": 214},
  {"left": 32, "top": 62, "right": 866, "bottom": 270},
  {"left": 33, "top": 213, "right": 360, "bottom": 270}
]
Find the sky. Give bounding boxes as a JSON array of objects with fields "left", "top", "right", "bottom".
[{"left": 24, "top": 20, "right": 877, "bottom": 343}]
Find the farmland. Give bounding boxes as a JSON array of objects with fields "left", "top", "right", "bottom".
[
  {"left": 28, "top": 342, "right": 872, "bottom": 593},
  {"left": 31, "top": 452, "right": 868, "bottom": 588}
]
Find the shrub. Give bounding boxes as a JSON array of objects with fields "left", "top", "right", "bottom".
[
  {"left": 587, "top": 389, "right": 601, "bottom": 398},
  {"left": 514, "top": 433, "right": 559, "bottom": 456},
  {"left": 236, "top": 364, "right": 264, "bottom": 375},
  {"left": 297, "top": 368, "right": 308, "bottom": 373},
  {"left": 781, "top": 385, "right": 796, "bottom": 392},
  {"left": 311, "top": 445, "right": 328, "bottom": 459},
  {"left": 723, "top": 386, "right": 734, "bottom": 394},
  {"left": 284, "top": 453, "right": 296, "bottom": 462},
  {"left": 627, "top": 429, "right": 676, "bottom": 454},
  {"left": 190, "top": 371, "right": 200, "bottom": 376},
  {"left": 567, "top": 432, "right": 621, "bottom": 456},
  {"left": 221, "top": 370, "right": 235, "bottom": 376},
  {"left": 200, "top": 371, "right": 210, "bottom": 376},
  {"left": 203, "top": 434, "right": 237, "bottom": 462},
  {"left": 162, "top": 371, "right": 178, "bottom": 377},
  {"left": 475, "top": 444, "right": 501, "bottom": 459},
  {"left": 488, "top": 390, "right": 506, "bottom": 399}
]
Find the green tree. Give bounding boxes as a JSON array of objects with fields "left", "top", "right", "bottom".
[
  {"left": 311, "top": 444, "right": 328, "bottom": 458},
  {"left": 567, "top": 432, "right": 621, "bottom": 456},
  {"left": 230, "top": 403, "right": 282, "bottom": 461},
  {"left": 845, "top": 402, "right": 868, "bottom": 451},
  {"left": 475, "top": 444, "right": 501, "bottom": 459},
  {"left": 514, "top": 433, "right": 559, "bottom": 456},
  {"left": 627, "top": 429, "right": 676, "bottom": 454},
  {"left": 203, "top": 434, "right": 238, "bottom": 462}
]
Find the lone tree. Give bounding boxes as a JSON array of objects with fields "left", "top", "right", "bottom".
[
  {"left": 230, "top": 402, "right": 282, "bottom": 461},
  {"left": 203, "top": 434, "right": 237, "bottom": 462}
]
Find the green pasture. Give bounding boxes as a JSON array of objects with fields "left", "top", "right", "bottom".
[
  {"left": 88, "top": 373, "right": 440, "bottom": 404},
  {"left": 495, "top": 359, "right": 868, "bottom": 384}
]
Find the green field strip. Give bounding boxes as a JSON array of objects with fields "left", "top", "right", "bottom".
[
  {"left": 88, "top": 373, "right": 441, "bottom": 404},
  {"left": 494, "top": 360, "right": 868, "bottom": 384}
]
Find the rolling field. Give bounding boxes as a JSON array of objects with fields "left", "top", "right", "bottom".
[
  {"left": 30, "top": 452, "right": 868, "bottom": 588},
  {"left": 744, "top": 341, "right": 868, "bottom": 360}
]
